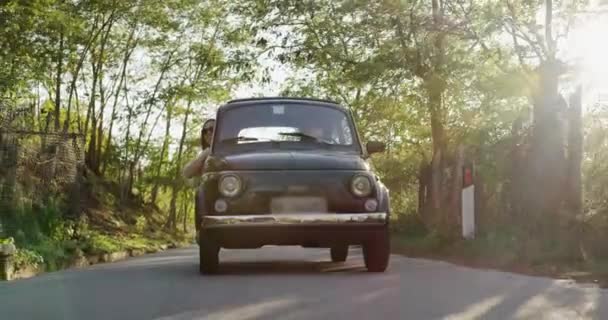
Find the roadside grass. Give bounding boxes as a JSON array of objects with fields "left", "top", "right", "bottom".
[
  {"left": 13, "top": 231, "right": 191, "bottom": 272},
  {"left": 391, "top": 218, "right": 608, "bottom": 286},
  {"left": 0, "top": 166, "right": 195, "bottom": 277},
  {"left": 1, "top": 201, "right": 192, "bottom": 272}
]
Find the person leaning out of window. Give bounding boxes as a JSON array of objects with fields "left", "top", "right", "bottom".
[
  {"left": 183, "top": 119, "right": 215, "bottom": 179},
  {"left": 183, "top": 119, "right": 214, "bottom": 235}
]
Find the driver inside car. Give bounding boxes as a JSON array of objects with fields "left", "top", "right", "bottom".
[{"left": 301, "top": 124, "right": 333, "bottom": 144}]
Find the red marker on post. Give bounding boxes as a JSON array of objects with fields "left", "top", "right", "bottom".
[{"left": 463, "top": 166, "right": 473, "bottom": 187}]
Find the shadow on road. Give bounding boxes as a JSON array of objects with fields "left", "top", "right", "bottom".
[
  {"left": 216, "top": 260, "right": 367, "bottom": 275},
  {"left": 67, "top": 246, "right": 368, "bottom": 278}
]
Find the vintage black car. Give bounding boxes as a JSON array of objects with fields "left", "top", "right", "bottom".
[{"left": 196, "top": 97, "right": 390, "bottom": 274}]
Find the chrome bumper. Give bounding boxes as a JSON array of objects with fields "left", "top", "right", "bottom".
[{"left": 202, "top": 213, "right": 388, "bottom": 228}]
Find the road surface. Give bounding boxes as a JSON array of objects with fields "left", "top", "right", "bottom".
[{"left": 1, "top": 246, "right": 606, "bottom": 319}]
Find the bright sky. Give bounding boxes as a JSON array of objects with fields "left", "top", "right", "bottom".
[{"left": 563, "top": 5, "right": 608, "bottom": 106}]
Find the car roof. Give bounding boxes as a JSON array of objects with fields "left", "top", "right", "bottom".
[{"left": 218, "top": 97, "right": 347, "bottom": 112}]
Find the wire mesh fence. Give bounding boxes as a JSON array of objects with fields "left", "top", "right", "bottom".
[{"left": 0, "top": 127, "right": 85, "bottom": 210}]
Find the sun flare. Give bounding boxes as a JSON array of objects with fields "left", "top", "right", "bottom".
[{"left": 567, "top": 17, "right": 608, "bottom": 95}]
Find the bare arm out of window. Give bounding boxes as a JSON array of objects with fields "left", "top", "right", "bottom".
[{"left": 182, "top": 148, "right": 211, "bottom": 179}]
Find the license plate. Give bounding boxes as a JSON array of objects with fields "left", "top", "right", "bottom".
[{"left": 271, "top": 197, "right": 327, "bottom": 213}]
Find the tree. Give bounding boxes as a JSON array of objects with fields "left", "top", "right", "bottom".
[
  {"left": 243, "top": 0, "right": 519, "bottom": 235},
  {"left": 502, "top": 0, "right": 586, "bottom": 224},
  {"left": 1, "top": 0, "right": 257, "bottom": 234}
]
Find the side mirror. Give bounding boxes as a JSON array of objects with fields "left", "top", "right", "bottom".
[{"left": 366, "top": 141, "right": 386, "bottom": 154}]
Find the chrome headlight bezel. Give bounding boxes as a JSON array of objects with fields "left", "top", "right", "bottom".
[
  {"left": 351, "top": 174, "right": 373, "bottom": 198},
  {"left": 218, "top": 174, "right": 242, "bottom": 197}
]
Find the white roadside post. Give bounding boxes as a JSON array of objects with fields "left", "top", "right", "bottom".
[{"left": 462, "top": 163, "right": 475, "bottom": 239}]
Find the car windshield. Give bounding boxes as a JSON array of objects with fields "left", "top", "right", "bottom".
[{"left": 213, "top": 103, "right": 358, "bottom": 152}]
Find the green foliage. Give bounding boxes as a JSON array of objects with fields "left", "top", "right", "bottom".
[
  {"left": 13, "top": 249, "right": 44, "bottom": 270},
  {"left": 135, "top": 216, "right": 147, "bottom": 233},
  {"left": 0, "top": 237, "right": 14, "bottom": 245},
  {"left": 27, "top": 240, "right": 72, "bottom": 271},
  {"left": 394, "top": 224, "right": 582, "bottom": 269},
  {"left": 583, "top": 104, "right": 608, "bottom": 215},
  {"left": 458, "top": 229, "right": 521, "bottom": 264},
  {"left": 1, "top": 199, "right": 64, "bottom": 246},
  {"left": 392, "top": 229, "right": 448, "bottom": 254},
  {"left": 83, "top": 233, "right": 122, "bottom": 254}
]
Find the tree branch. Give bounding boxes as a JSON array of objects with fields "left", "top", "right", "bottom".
[{"left": 545, "top": 0, "right": 555, "bottom": 58}]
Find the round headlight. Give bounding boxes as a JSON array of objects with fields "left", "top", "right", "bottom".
[
  {"left": 219, "top": 174, "right": 242, "bottom": 197},
  {"left": 214, "top": 199, "right": 228, "bottom": 212},
  {"left": 364, "top": 199, "right": 378, "bottom": 212},
  {"left": 351, "top": 175, "right": 372, "bottom": 197}
]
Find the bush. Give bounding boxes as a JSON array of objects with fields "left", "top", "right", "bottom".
[
  {"left": 0, "top": 237, "right": 14, "bottom": 245},
  {"left": 390, "top": 212, "right": 428, "bottom": 237},
  {"left": 135, "top": 216, "right": 147, "bottom": 233},
  {"left": 1, "top": 199, "right": 66, "bottom": 246},
  {"left": 28, "top": 240, "right": 70, "bottom": 271},
  {"left": 86, "top": 233, "right": 122, "bottom": 254},
  {"left": 455, "top": 228, "right": 521, "bottom": 265},
  {"left": 13, "top": 249, "right": 44, "bottom": 270}
]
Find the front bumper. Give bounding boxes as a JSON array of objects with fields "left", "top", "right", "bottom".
[
  {"left": 198, "top": 213, "right": 388, "bottom": 248},
  {"left": 201, "top": 212, "right": 387, "bottom": 229}
]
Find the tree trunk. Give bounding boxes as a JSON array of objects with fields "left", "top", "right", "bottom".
[
  {"left": 566, "top": 86, "right": 583, "bottom": 215},
  {"left": 94, "top": 22, "right": 113, "bottom": 174},
  {"left": 120, "top": 97, "right": 133, "bottom": 203},
  {"left": 85, "top": 22, "right": 112, "bottom": 174},
  {"left": 43, "top": 110, "right": 52, "bottom": 135},
  {"left": 54, "top": 30, "right": 64, "bottom": 132},
  {"left": 428, "top": 79, "right": 446, "bottom": 208},
  {"left": 64, "top": 67, "right": 76, "bottom": 132},
  {"left": 83, "top": 56, "right": 98, "bottom": 141},
  {"left": 35, "top": 85, "right": 43, "bottom": 132},
  {"left": 64, "top": 13, "right": 116, "bottom": 133},
  {"left": 418, "top": 160, "right": 428, "bottom": 214},
  {"left": 95, "top": 79, "right": 106, "bottom": 175},
  {"left": 151, "top": 102, "right": 173, "bottom": 204},
  {"left": 449, "top": 145, "right": 465, "bottom": 227},
  {"left": 422, "top": 78, "right": 447, "bottom": 231},
  {"left": 102, "top": 29, "right": 136, "bottom": 176},
  {"left": 74, "top": 83, "right": 82, "bottom": 133},
  {"left": 87, "top": 118, "right": 98, "bottom": 173},
  {"left": 131, "top": 51, "right": 175, "bottom": 170},
  {"left": 167, "top": 99, "right": 193, "bottom": 232},
  {"left": 508, "top": 118, "right": 524, "bottom": 218},
  {"left": 421, "top": 0, "right": 450, "bottom": 235},
  {"left": 127, "top": 161, "right": 135, "bottom": 199},
  {"left": 523, "top": 60, "right": 567, "bottom": 226}
]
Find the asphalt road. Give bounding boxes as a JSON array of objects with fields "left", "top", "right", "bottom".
[{"left": 1, "top": 246, "right": 607, "bottom": 320}]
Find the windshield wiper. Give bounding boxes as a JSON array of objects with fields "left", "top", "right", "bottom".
[
  {"left": 278, "top": 132, "right": 332, "bottom": 144},
  {"left": 219, "top": 136, "right": 260, "bottom": 144}
]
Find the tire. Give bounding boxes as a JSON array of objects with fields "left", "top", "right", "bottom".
[
  {"left": 194, "top": 202, "right": 201, "bottom": 232},
  {"left": 330, "top": 245, "right": 349, "bottom": 262},
  {"left": 363, "top": 229, "right": 390, "bottom": 272},
  {"left": 194, "top": 188, "right": 205, "bottom": 232},
  {"left": 198, "top": 234, "right": 220, "bottom": 275}
]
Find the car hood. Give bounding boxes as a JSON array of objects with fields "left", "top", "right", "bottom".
[{"left": 207, "top": 151, "right": 369, "bottom": 171}]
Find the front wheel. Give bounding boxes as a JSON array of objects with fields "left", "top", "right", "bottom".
[
  {"left": 330, "top": 245, "right": 348, "bottom": 262},
  {"left": 363, "top": 229, "right": 390, "bottom": 272},
  {"left": 199, "top": 234, "right": 220, "bottom": 275}
]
